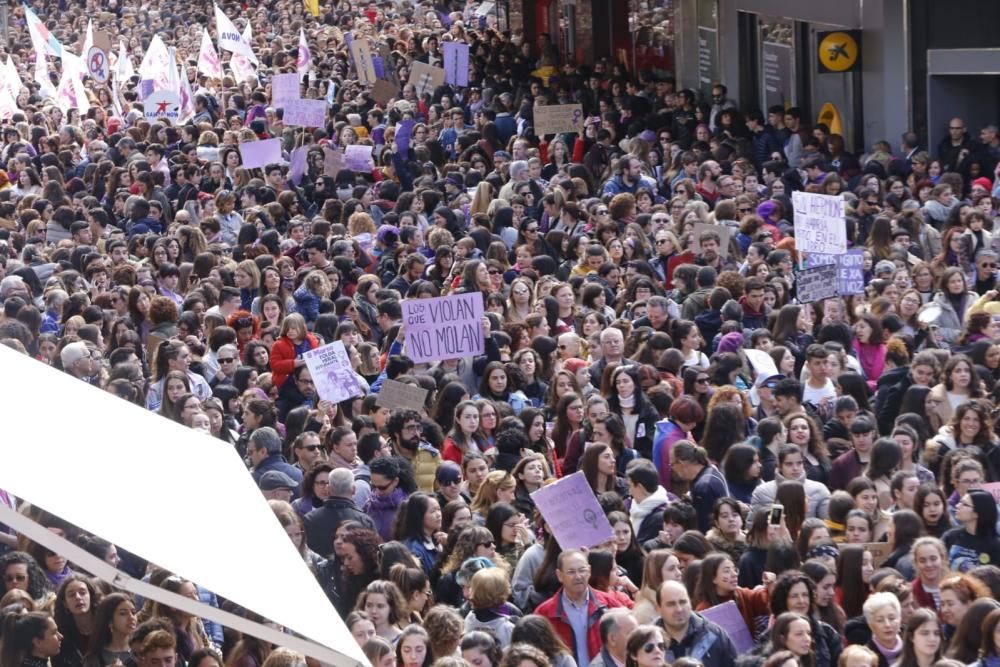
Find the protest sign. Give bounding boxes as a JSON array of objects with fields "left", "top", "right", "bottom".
[
  {"left": 700, "top": 601, "right": 754, "bottom": 653},
  {"left": 533, "top": 104, "right": 584, "bottom": 136},
  {"left": 792, "top": 191, "right": 847, "bottom": 254},
  {"left": 403, "top": 293, "right": 483, "bottom": 364},
  {"left": 442, "top": 42, "right": 470, "bottom": 87},
  {"left": 376, "top": 379, "right": 429, "bottom": 412},
  {"left": 289, "top": 146, "right": 308, "bottom": 187},
  {"left": 395, "top": 119, "right": 414, "bottom": 154},
  {"left": 475, "top": 1, "right": 495, "bottom": 16},
  {"left": 982, "top": 482, "right": 1000, "bottom": 504},
  {"left": 323, "top": 146, "right": 345, "bottom": 178},
  {"left": 303, "top": 342, "right": 363, "bottom": 405},
  {"left": 239, "top": 138, "right": 282, "bottom": 169},
  {"left": 349, "top": 38, "right": 376, "bottom": 86},
  {"left": 370, "top": 79, "right": 397, "bottom": 104},
  {"left": 271, "top": 72, "right": 300, "bottom": 107},
  {"left": 839, "top": 542, "right": 892, "bottom": 567},
  {"left": 344, "top": 145, "right": 374, "bottom": 172},
  {"left": 409, "top": 61, "right": 446, "bottom": 97},
  {"left": 795, "top": 263, "right": 839, "bottom": 303},
  {"left": 530, "top": 472, "right": 614, "bottom": 550},
  {"left": 807, "top": 249, "right": 865, "bottom": 295},
  {"left": 688, "top": 222, "right": 732, "bottom": 258},
  {"left": 283, "top": 98, "right": 327, "bottom": 127}
]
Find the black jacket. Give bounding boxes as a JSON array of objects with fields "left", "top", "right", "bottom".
[
  {"left": 304, "top": 496, "right": 376, "bottom": 557},
  {"left": 874, "top": 366, "right": 912, "bottom": 435}
]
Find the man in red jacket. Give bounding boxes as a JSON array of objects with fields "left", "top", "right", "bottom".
[{"left": 535, "top": 550, "right": 627, "bottom": 666}]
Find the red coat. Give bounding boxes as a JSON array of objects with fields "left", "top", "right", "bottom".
[
  {"left": 269, "top": 334, "right": 319, "bottom": 389},
  {"left": 535, "top": 587, "right": 626, "bottom": 662}
]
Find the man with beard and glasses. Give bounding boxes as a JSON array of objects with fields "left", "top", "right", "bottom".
[{"left": 387, "top": 408, "right": 440, "bottom": 493}]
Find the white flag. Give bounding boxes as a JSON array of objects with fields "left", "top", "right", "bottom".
[
  {"left": 116, "top": 40, "right": 135, "bottom": 82},
  {"left": 138, "top": 35, "right": 172, "bottom": 92},
  {"left": 23, "top": 4, "right": 62, "bottom": 58},
  {"left": 213, "top": 5, "right": 258, "bottom": 65},
  {"left": 297, "top": 28, "right": 311, "bottom": 78},
  {"left": 197, "top": 28, "right": 223, "bottom": 79},
  {"left": 80, "top": 19, "right": 94, "bottom": 59},
  {"left": 178, "top": 65, "right": 195, "bottom": 122},
  {"left": 229, "top": 21, "right": 257, "bottom": 82},
  {"left": 4, "top": 57, "right": 23, "bottom": 100},
  {"left": 34, "top": 51, "right": 55, "bottom": 100}
]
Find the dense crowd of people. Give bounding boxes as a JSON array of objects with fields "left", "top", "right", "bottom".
[{"left": 5, "top": 0, "right": 1000, "bottom": 667}]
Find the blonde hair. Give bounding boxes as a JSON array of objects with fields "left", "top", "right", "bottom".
[
  {"left": 469, "top": 567, "right": 511, "bottom": 609},
  {"left": 470, "top": 471, "right": 515, "bottom": 517}
]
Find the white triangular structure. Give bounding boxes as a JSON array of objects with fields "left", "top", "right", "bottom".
[
  {"left": 229, "top": 21, "right": 257, "bottom": 82},
  {"left": 138, "top": 35, "right": 172, "bottom": 92},
  {"left": 4, "top": 56, "right": 23, "bottom": 100},
  {"left": 0, "top": 346, "right": 367, "bottom": 667},
  {"left": 116, "top": 39, "right": 135, "bottom": 83},
  {"left": 80, "top": 19, "right": 94, "bottom": 59}
]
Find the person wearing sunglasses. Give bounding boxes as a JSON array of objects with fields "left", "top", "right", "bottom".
[{"left": 624, "top": 624, "right": 668, "bottom": 667}]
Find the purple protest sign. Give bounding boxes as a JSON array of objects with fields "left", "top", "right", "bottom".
[
  {"left": 302, "top": 341, "right": 362, "bottom": 404},
  {"left": 371, "top": 55, "right": 384, "bottom": 79},
  {"left": 699, "top": 601, "right": 754, "bottom": 652},
  {"left": 283, "top": 98, "right": 327, "bottom": 127},
  {"left": 395, "top": 119, "right": 414, "bottom": 154},
  {"left": 239, "top": 138, "right": 282, "bottom": 169},
  {"left": 139, "top": 79, "right": 154, "bottom": 100},
  {"left": 289, "top": 146, "right": 308, "bottom": 186},
  {"left": 271, "top": 72, "right": 300, "bottom": 107},
  {"left": 529, "top": 472, "right": 614, "bottom": 550},
  {"left": 344, "top": 144, "right": 374, "bottom": 172},
  {"left": 402, "top": 292, "right": 483, "bottom": 364},
  {"left": 442, "top": 42, "right": 469, "bottom": 87}
]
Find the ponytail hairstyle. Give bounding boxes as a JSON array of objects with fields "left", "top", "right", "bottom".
[
  {"left": 0, "top": 612, "right": 53, "bottom": 666},
  {"left": 671, "top": 440, "right": 709, "bottom": 467}
]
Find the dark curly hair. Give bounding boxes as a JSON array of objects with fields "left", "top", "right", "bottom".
[{"left": 0, "top": 551, "right": 51, "bottom": 601}]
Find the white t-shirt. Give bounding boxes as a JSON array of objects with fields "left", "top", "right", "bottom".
[{"left": 802, "top": 378, "right": 837, "bottom": 406}]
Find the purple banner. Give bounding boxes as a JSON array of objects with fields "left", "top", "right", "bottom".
[
  {"left": 289, "top": 146, "right": 308, "bottom": 186},
  {"left": 395, "top": 119, "right": 414, "bottom": 154},
  {"left": 239, "top": 138, "right": 282, "bottom": 169},
  {"left": 700, "top": 601, "right": 754, "bottom": 653},
  {"left": 402, "top": 292, "right": 483, "bottom": 363}
]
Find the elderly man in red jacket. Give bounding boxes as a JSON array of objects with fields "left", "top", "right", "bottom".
[{"left": 535, "top": 550, "right": 627, "bottom": 666}]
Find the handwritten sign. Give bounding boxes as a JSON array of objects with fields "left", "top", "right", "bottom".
[
  {"left": 303, "top": 341, "right": 363, "bottom": 404},
  {"left": 792, "top": 191, "right": 847, "bottom": 255},
  {"left": 807, "top": 249, "right": 865, "bottom": 295},
  {"left": 442, "top": 42, "right": 470, "bottom": 87},
  {"left": 688, "top": 222, "right": 732, "bottom": 258},
  {"left": 376, "top": 379, "right": 429, "bottom": 412},
  {"left": 239, "top": 138, "right": 282, "bottom": 169},
  {"left": 700, "top": 602, "right": 754, "bottom": 653},
  {"left": 403, "top": 292, "right": 483, "bottom": 364},
  {"left": 344, "top": 145, "right": 374, "bottom": 172},
  {"left": 350, "top": 38, "right": 376, "bottom": 86},
  {"left": 533, "top": 104, "right": 584, "bottom": 136},
  {"left": 530, "top": 472, "right": 613, "bottom": 550},
  {"left": 271, "top": 72, "right": 300, "bottom": 107},
  {"left": 408, "top": 61, "right": 446, "bottom": 98},
  {"left": 795, "top": 263, "right": 840, "bottom": 303},
  {"left": 283, "top": 98, "right": 327, "bottom": 127}
]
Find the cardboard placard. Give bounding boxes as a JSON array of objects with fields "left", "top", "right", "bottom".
[
  {"left": 349, "top": 37, "right": 376, "bottom": 86},
  {"left": 688, "top": 222, "right": 733, "bottom": 258},
  {"left": 370, "top": 79, "right": 397, "bottom": 105},
  {"left": 408, "top": 61, "right": 446, "bottom": 97},
  {"left": 283, "top": 98, "right": 327, "bottom": 127},
  {"left": 323, "top": 146, "right": 345, "bottom": 178},
  {"left": 530, "top": 472, "right": 614, "bottom": 550},
  {"left": 376, "top": 379, "right": 429, "bottom": 412},
  {"left": 402, "top": 293, "right": 484, "bottom": 364},
  {"left": 533, "top": 104, "right": 584, "bottom": 136},
  {"left": 840, "top": 541, "right": 892, "bottom": 568},
  {"left": 271, "top": 72, "right": 300, "bottom": 107},
  {"left": 796, "top": 263, "right": 840, "bottom": 303},
  {"left": 302, "top": 342, "right": 363, "bottom": 404},
  {"left": 792, "top": 191, "right": 847, "bottom": 255}
]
